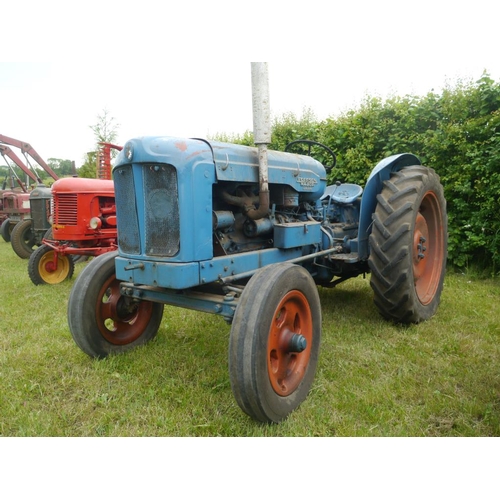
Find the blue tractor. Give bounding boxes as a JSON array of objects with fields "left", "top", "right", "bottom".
[{"left": 67, "top": 64, "right": 447, "bottom": 422}]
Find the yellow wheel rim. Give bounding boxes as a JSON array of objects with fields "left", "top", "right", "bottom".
[{"left": 38, "top": 251, "right": 71, "bottom": 284}]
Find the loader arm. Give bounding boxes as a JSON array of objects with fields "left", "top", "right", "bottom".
[
  {"left": 0, "top": 134, "right": 59, "bottom": 181},
  {"left": 0, "top": 145, "right": 40, "bottom": 184}
]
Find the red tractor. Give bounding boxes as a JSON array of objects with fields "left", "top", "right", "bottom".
[
  {"left": 0, "top": 144, "right": 42, "bottom": 242},
  {"left": 28, "top": 143, "right": 122, "bottom": 285},
  {"left": 0, "top": 135, "right": 59, "bottom": 248}
]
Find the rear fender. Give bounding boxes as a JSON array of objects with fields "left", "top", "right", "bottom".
[{"left": 357, "top": 153, "right": 421, "bottom": 259}]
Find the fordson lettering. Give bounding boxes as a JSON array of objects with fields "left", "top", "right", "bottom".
[{"left": 296, "top": 176, "right": 318, "bottom": 188}]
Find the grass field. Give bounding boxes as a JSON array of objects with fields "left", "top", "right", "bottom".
[{"left": 0, "top": 239, "right": 499, "bottom": 437}]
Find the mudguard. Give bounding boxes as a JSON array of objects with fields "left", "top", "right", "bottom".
[{"left": 357, "top": 153, "right": 421, "bottom": 259}]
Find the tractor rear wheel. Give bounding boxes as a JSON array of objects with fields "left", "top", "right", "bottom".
[
  {"left": 11, "top": 219, "right": 37, "bottom": 259},
  {"left": 369, "top": 165, "right": 447, "bottom": 323},
  {"left": 67, "top": 251, "right": 164, "bottom": 358},
  {"left": 229, "top": 263, "right": 321, "bottom": 423},
  {"left": 1, "top": 218, "right": 12, "bottom": 242},
  {"left": 28, "top": 244, "right": 75, "bottom": 285}
]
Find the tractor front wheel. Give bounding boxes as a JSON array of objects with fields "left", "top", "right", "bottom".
[
  {"left": 369, "top": 165, "right": 447, "bottom": 323},
  {"left": 11, "top": 219, "right": 37, "bottom": 259},
  {"left": 28, "top": 244, "right": 75, "bottom": 285},
  {"left": 229, "top": 263, "right": 321, "bottom": 423},
  {"left": 1, "top": 218, "right": 12, "bottom": 242},
  {"left": 67, "top": 251, "right": 164, "bottom": 358}
]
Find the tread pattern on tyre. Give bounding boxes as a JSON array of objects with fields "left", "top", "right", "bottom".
[{"left": 368, "top": 166, "right": 447, "bottom": 324}]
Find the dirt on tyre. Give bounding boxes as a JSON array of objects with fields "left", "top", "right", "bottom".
[
  {"left": 368, "top": 165, "right": 447, "bottom": 323},
  {"left": 67, "top": 251, "right": 164, "bottom": 358},
  {"left": 28, "top": 244, "right": 75, "bottom": 285},
  {"left": 229, "top": 262, "right": 321, "bottom": 423},
  {"left": 11, "top": 219, "right": 37, "bottom": 259}
]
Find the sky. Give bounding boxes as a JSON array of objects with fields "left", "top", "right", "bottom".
[{"left": 1, "top": 1, "right": 499, "bottom": 169}]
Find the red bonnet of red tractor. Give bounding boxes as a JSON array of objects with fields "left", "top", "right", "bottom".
[{"left": 50, "top": 177, "right": 116, "bottom": 241}]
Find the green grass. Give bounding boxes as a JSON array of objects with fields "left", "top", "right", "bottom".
[{"left": 0, "top": 240, "right": 499, "bottom": 436}]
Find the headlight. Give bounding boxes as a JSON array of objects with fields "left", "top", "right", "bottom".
[{"left": 89, "top": 217, "right": 102, "bottom": 230}]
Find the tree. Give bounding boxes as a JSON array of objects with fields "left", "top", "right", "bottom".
[
  {"left": 90, "top": 107, "right": 119, "bottom": 147},
  {"left": 47, "top": 158, "right": 76, "bottom": 177},
  {"left": 78, "top": 108, "right": 120, "bottom": 178}
]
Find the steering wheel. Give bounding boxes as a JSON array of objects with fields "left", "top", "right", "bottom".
[{"left": 285, "top": 140, "right": 337, "bottom": 172}]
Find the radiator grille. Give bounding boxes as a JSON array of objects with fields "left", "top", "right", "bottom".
[
  {"left": 114, "top": 166, "right": 140, "bottom": 254},
  {"left": 30, "top": 198, "right": 49, "bottom": 230},
  {"left": 54, "top": 194, "right": 77, "bottom": 225},
  {"left": 143, "top": 164, "right": 179, "bottom": 256},
  {"left": 114, "top": 164, "right": 180, "bottom": 257}
]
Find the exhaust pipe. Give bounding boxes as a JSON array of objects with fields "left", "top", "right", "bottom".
[{"left": 248, "top": 62, "right": 271, "bottom": 220}]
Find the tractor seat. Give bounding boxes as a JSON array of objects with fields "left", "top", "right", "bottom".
[{"left": 321, "top": 183, "right": 363, "bottom": 204}]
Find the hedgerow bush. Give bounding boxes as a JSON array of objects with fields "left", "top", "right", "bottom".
[{"left": 221, "top": 72, "right": 500, "bottom": 275}]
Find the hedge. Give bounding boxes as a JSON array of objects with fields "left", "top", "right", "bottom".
[{"left": 219, "top": 73, "right": 500, "bottom": 275}]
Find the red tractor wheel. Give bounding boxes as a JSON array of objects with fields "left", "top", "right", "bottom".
[
  {"left": 229, "top": 263, "right": 321, "bottom": 423},
  {"left": 369, "top": 165, "right": 448, "bottom": 323},
  {"left": 28, "top": 244, "right": 75, "bottom": 285},
  {"left": 67, "top": 251, "right": 164, "bottom": 358}
]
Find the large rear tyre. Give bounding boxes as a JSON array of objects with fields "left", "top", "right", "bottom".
[
  {"left": 1, "top": 218, "right": 12, "bottom": 242},
  {"left": 28, "top": 244, "right": 75, "bottom": 285},
  {"left": 11, "top": 219, "right": 37, "bottom": 259},
  {"left": 229, "top": 263, "right": 321, "bottom": 423},
  {"left": 369, "top": 166, "right": 447, "bottom": 323},
  {"left": 67, "top": 251, "right": 164, "bottom": 358}
]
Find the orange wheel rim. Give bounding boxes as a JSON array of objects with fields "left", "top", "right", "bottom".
[
  {"left": 267, "top": 290, "right": 313, "bottom": 396},
  {"left": 413, "top": 191, "right": 445, "bottom": 305}
]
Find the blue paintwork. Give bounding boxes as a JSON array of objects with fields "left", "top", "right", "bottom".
[
  {"left": 321, "top": 183, "right": 363, "bottom": 204},
  {"left": 113, "top": 136, "right": 327, "bottom": 290},
  {"left": 112, "top": 136, "right": 420, "bottom": 299},
  {"left": 115, "top": 137, "right": 216, "bottom": 263},
  {"left": 211, "top": 141, "right": 327, "bottom": 201},
  {"left": 356, "top": 153, "right": 421, "bottom": 259},
  {"left": 115, "top": 246, "right": 306, "bottom": 289}
]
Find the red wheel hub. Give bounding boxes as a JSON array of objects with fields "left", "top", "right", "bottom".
[{"left": 96, "top": 275, "right": 155, "bottom": 345}]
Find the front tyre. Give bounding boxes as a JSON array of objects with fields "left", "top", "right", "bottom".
[
  {"left": 369, "top": 166, "right": 447, "bottom": 323},
  {"left": 67, "top": 251, "right": 164, "bottom": 358},
  {"left": 28, "top": 244, "right": 75, "bottom": 285},
  {"left": 1, "top": 218, "right": 12, "bottom": 242},
  {"left": 11, "top": 219, "right": 37, "bottom": 259},
  {"left": 229, "top": 263, "right": 321, "bottom": 423}
]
